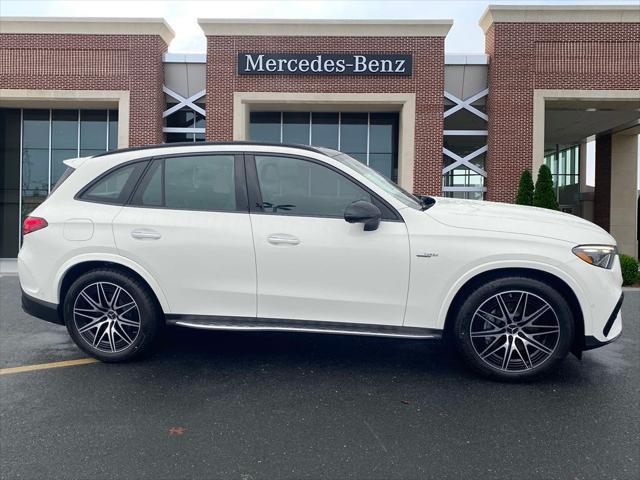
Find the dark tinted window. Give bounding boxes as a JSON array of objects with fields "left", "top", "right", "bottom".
[
  {"left": 51, "top": 110, "right": 79, "bottom": 184},
  {"left": 132, "top": 155, "right": 236, "bottom": 212},
  {"left": 131, "top": 160, "right": 163, "bottom": 207},
  {"left": 80, "top": 162, "right": 144, "bottom": 205},
  {"left": 339, "top": 113, "right": 367, "bottom": 162},
  {"left": 250, "top": 112, "right": 280, "bottom": 142},
  {"left": 255, "top": 155, "right": 371, "bottom": 217},
  {"left": 311, "top": 112, "right": 338, "bottom": 149},
  {"left": 282, "top": 112, "right": 309, "bottom": 144},
  {"left": 80, "top": 110, "right": 108, "bottom": 157}
]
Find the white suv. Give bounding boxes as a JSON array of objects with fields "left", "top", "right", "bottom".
[{"left": 19, "top": 142, "right": 623, "bottom": 380}]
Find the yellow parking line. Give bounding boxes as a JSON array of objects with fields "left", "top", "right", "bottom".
[{"left": 0, "top": 358, "right": 99, "bottom": 376}]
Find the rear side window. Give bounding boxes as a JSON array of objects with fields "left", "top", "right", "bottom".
[
  {"left": 131, "top": 155, "right": 237, "bottom": 212},
  {"left": 79, "top": 162, "right": 146, "bottom": 205}
]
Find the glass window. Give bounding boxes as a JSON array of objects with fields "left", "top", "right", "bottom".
[
  {"left": 8, "top": 107, "right": 118, "bottom": 253},
  {"left": 166, "top": 107, "right": 195, "bottom": 129},
  {"left": 51, "top": 110, "right": 78, "bottom": 184},
  {"left": 22, "top": 109, "right": 49, "bottom": 149},
  {"left": 282, "top": 112, "right": 310, "bottom": 145},
  {"left": 311, "top": 112, "right": 339, "bottom": 149},
  {"left": 369, "top": 113, "right": 398, "bottom": 180},
  {"left": 248, "top": 111, "right": 399, "bottom": 180},
  {"left": 340, "top": 113, "right": 368, "bottom": 158},
  {"left": 544, "top": 145, "right": 580, "bottom": 194},
  {"left": 250, "top": 112, "right": 281, "bottom": 142},
  {"left": 319, "top": 148, "right": 421, "bottom": 210},
  {"left": 131, "top": 161, "right": 163, "bottom": 207},
  {"left": 1, "top": 108, "right": 22, "bottom": 257},
  {"left": 164, "top": 104, "right": 205, "bottom": 143},
  {"left": 22, "top": 110, "right": 50, "bottom": 226},
  {"left": 81, "top": 163, "right": 142, "bottom": 205},
  {"left": 444, "top": 108, "right": 487, "bottom": 131},
  {"left": 444, "top": 135, "right": 486, "bottom": 157},
  {"left": 80, "top": 110, "right": 107, "bottom": 157},
  {"left": 255, "top": 155, "right": 371, "bottom": 217},
  {"left": 163, "top": 155, "right": 236, "bottom": 211},
  {"left": 108, "top": 110, "right": 118, "bottom": 151},
  {"left": 444, "top": 191, "right": 484, "bottom": 201}
]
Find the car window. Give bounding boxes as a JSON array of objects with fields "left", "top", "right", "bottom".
[
  {"left": 80, "top": 163, "right": 143, "bottom": 205},
  {"left": 132, "top": 155, "right": 237, "bottom": 212},
  {"left": 317, "top": 147, "right": 422, "bottom": 210},
  {"left": 255, "top": 155, "right": 371, "bottom": 217}
]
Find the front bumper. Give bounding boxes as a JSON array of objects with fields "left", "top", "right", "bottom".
[
  {"left": 21, "top": 289, "right": 63, "bottom": 325},
  {"left": 583, "top": 293, "right": 623, "bottom": 351}
]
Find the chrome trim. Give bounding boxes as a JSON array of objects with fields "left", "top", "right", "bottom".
[{"left": 167, "top": 317, "right": 441, "bottom": 340}]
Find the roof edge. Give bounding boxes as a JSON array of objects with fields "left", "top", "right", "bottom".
[
  {"left": 197, "top": 18, "right": 453, "bottom": 37},
  {"left": 479, "top": 5, "right": 640, "bottom": 33},
  {"left": 0, "top": 16, "right": 175, "bottom": 45}
]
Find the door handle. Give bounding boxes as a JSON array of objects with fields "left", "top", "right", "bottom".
[
  {"left": 267, "top": 234, "right": 300, "bottom": 246},
  {"left": 131, "top": 229, "right": 161, "bottom": 240}
]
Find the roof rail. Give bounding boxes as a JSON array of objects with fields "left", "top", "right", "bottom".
[{"left": 91, "top": 141, "right": 325, "bottom": 158}]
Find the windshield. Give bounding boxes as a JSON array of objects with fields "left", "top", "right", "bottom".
[{"left": 317, "top": 147, "right": 422, "bottom": 210}]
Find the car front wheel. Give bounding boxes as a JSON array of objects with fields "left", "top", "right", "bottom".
[
  {"left": 453, "top": 276, "right": 574, "bottom": 380},
  {"left": 63, "top": 268, "right": 162, "bottom": 362}
]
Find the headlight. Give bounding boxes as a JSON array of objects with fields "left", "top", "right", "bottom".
[{"left": 572, "top": 245, "right": 618, "bottom": 269}]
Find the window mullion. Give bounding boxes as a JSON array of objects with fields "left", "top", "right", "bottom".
[{"left": 77, "top": 110, "right": 81, "bottom": 157}]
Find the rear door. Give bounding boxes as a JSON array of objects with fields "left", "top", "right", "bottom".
[
  {"left": 112, "top": 152, "right": 256, "bottom": 317},
  {"left": 246, "top": 153, "right": 410, "bottom": 326}
]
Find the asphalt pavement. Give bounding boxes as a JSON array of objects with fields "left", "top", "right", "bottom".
[{"left": 1, "top": 274, "right": 639, "bottom": 480}]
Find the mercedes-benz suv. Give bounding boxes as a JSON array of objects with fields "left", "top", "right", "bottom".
[{"left": 19, "top": 142, "right": 623, "bottom": 380}]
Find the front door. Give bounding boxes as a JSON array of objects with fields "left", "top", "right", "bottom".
[
  {"left": 247, "top": 154, "right": 410, "bottom": 326},
  {"left": 112, "top": 153, "right": 256, "bottom": 317}
]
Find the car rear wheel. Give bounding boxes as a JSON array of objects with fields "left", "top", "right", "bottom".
[
  {"left": 63, "top": 268, "right": 162, "bottom": 362},
  {"left": 453, "top": 276, "right": 574, "bottom": 381}
]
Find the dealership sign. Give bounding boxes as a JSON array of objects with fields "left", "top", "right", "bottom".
[{"left": 238, "top": 53, "right": 412, "bottom": 76}]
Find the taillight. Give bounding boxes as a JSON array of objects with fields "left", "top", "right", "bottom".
[{"left": 22, "top": 216, "right": 48, "bottom": 235}]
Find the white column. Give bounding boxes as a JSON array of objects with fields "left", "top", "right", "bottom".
[{"left": 610, "top": 133, "right": 638, "bottom": 258}]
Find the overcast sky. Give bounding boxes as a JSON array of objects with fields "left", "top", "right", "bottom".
[{"left": 1, "top": 0, "right": 638, "bottom": 53}]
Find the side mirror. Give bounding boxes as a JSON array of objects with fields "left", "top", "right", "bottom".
[{"left": 344, "top": 200, "right": 382, "bottom": 232}]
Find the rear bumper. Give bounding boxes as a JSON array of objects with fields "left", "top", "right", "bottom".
[{"left": 21, "top": 289, "right": 63, "bottom": 325}]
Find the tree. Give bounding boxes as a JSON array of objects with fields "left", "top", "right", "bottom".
[
  {"left": 515, "top": 169, "right": 534, "bottom": 205},
  {"left": 533, "top": 164, "right": 559, "bottom": 210}
]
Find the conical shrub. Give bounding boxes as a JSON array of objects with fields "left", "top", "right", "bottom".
[
  {"left": 515, "top": 169, "right": 534, "bottom": 206},
  {"left": 533, "top": 164, "right": 559, "bottom": 210}
]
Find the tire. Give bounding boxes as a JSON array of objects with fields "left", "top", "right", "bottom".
[
  {"left": 63, "top": 268, "right": 162, "bottom": 362},
  {"left": 452, "top": 276, "right": 574, "bottom": 381}
]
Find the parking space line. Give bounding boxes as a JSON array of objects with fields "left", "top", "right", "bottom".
[{"left": 0, "top": 358, "right": 99, "bottom": 376}]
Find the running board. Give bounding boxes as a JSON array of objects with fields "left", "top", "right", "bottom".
[{"left": 166, "top": 315, "right": 442, "bottom": 340}]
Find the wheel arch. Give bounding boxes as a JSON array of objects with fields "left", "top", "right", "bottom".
[
  {"left": 56, "top": 255, "right": 170, "bottom": 314},
  {"left": 441, "top": 266, "right": 586, "bottom": 354}
]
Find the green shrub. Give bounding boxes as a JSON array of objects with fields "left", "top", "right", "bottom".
[
  {"left": 533, "top": 164, "right": 559, "bottom": 210},
  {"left": 619, "top": 254, "right": 639, "bottom": 286},
  {"left": 516, "top": 169, "right": 534, "bottom": 206}
]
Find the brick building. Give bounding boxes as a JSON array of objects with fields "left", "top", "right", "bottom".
[{"left": 1, "top": 5, "right": 639, "bottom": 266}]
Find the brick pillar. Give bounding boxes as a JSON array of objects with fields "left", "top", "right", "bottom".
[
  {"left": 610, "top": 133, "right": 638, "bottom": 258},
  {"left": 593, "top": 134, "right": 612, "bottom": 231},
  {"left": 484, "top": 24, "right": 535, "bottom": 204}
]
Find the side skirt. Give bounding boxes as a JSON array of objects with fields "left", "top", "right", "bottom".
[{"left": 166, "top": 315, "right": 442, "bottom": 340}]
